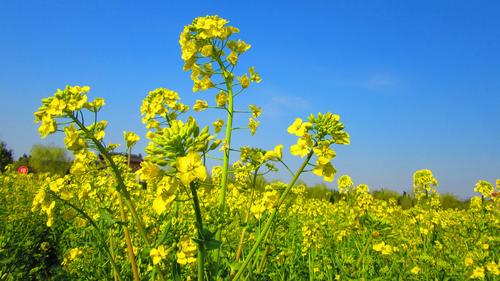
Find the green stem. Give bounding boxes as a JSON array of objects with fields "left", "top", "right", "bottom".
[
  {"left": 49, "top": 191, "right": 123, "bottom": 281},
  {"left": 70, "top": 115, "right": 166, "bottom": 281},
  {"left": 230, "top": 169, "right": 259, "bottom": 279},
  {"left": 190, "top": 183, "right": 206, "bottom": 281},
  {"left": 233, "top": 151, "right": 314, "bottom": 281},
  {"left": 355, "top": 235, "right": 372, "bottom": 277},
  {"left": 214, "top": 56, "right": 235, "bottom": 261}
]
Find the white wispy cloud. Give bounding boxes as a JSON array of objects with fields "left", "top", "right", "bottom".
[
  {"left": 362, "top": 73, "right": 398, "bottom": 91},
  {"left": 263, "top": 95, "right": 312, "bottom": 117}
]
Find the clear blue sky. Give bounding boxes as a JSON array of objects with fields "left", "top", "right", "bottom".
[{"left": 1, "top": 1, "right": 499, "bottom": 198}]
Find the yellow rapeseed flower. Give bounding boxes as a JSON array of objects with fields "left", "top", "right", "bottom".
[
  {"left": 150, "top": 245, "right": 169, "bottom": 265},
  {"left": 238, "top": 74, "right": 250, "bottom": 88},
  {"left": 411, "top": 266, "right": 421, "bottom": 274},
  {"left": 227, "top": 51, "right": 238, "bottom": 65},
  {"left": 470, "top": 266, "right": 485, "bottom": 279},
  {"left": 249, "top": 66, "right": 262, "bottom": 83},
  {"left": 248, "top": 118, "right": 260, "bottom": 135},
  {"left": 123, "top": 131, "right": 140, "bottom": 148},
  {"left": 486, "top": 261, "right": 499, "bottom": 275},
  {"left": 290, "top": 135, "right": 312, "bottom": 158},
  {"left": 213, "top": 119, "right": 224, "bottom": 133},
  {"left": 312, "top": 161, "right": 336, "bottom": 182},
  {"left": 465, "top": 256, "right": 474, "bottom": 267},
  {"left": 287, "top": 118, "right": 311, "bottom": 137},
  {"left": 249, "top": 104, "right": 262, "bottom": 118},
  {"left": 264, "top": 144, "right": 283, "bottom": 161},
  {"left": 176, "top": 152, "right": 207, "bottom": 186},
  {"left": 193, "top": 100, "right": 209, "bottom": 112},
  {"left": 216, "top": 91, "right": 228, "bottom": 107}
]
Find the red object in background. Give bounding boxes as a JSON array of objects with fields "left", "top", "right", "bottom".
[{"left": 18, "top": 166, "right": 28, "bottom": 174}]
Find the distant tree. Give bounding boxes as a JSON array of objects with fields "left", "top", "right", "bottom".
[
  {"left": 400, "top": 191, "right": 414, "bottom": 209},
  {"left": 29, "top": 144, "right": 72, "bottom": 175},
  {"left": 440, "top": 193, "right": 468, "bottom": 209},
  {"left": 0, "top": 140, "right": 14, "bottom": 172},
  {"left": 372, "top": 188, "right": 401, "bottom": 202},
  {"left": 13, "top": 154, "right": 32, "bottom": 171},
  {"left": 306, "top": 183, "right": 332, "bottom": 200}
]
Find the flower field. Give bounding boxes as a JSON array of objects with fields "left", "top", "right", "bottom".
[{"left": 0, "top": 15, "right": 499, "bottom": 280}]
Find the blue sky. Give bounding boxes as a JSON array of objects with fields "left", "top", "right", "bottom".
[{"left": 1, "top": 1, "right": 499, "bottom": 198}]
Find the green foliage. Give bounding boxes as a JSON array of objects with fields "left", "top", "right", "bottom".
[
  {"left": 372, "top": 188, "right": 401, "bottom": 202},
  {"left": 0, "top": 140, "right": 13, "bottom": 172},
  {"left": 12, "top": 154, "right": 31, "bottom": 171},
  {"left": 0, "top": 174, "right": 66, "bottom": 280},
  {"left": 440, "top": 193, "right": 468, "bottom": 209},
  {"left": 29, "top": 144, "right": 72, "bottom": 175},
  {"left": 305, "top": 183, "right": 332, "bottom": 201}
]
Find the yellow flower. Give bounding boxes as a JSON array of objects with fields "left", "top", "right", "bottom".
[
  {"left": 64, "top": 125, "right": 86, "bottom": 151},
  {"left": 227, "top": 51, "right": 238, "bottom": 65},
  {"left": 465, "top": 256, "right": 474, "bottom": 267},
  {"left": 313, "top": 143, "right": 336, "bottom": 165},
  {"left": 411, "top": 266, "right": 421, "bottom": 274},
  {"left": 193, "top": 76, "right": 214, "bottom": 92},
  {"left": 227, "top": 39, "right": 251, "bottom": 53},
  {"left": 38, "top": 115, "right": 57, "bottom": 138},
  {"left": 200, "top": 44, "right": 213, "bottom": 57},
  {"left": 47, "top": 98, "right": 67, "bottom": 115},
  {"left": 152, "top": 176, "right": 177, "bottom": 215},
  {"left": 470, "top": 266, "right": 485, "bottom": 279},
  {"left": 213, "top": 119, "right": 224, "bottom": 133},
  {"left": 216, "top": 91, "right": 228, "bottom": 107},
  {"left": 238, "top": 74, "right": 250, "bottom": 88},
  {"left": 249, "top": 66, "right": 262, "bottom": 83},
  {"left": 250, "top": 204, "right": 266, "bottom": 219},
  {"left": 264, "top": 144, "right": 283, "bottom": 161},
  {"left": 337, "top": 175, "right": 354, "bottom": 193},
  {"left": 177, "top": 239, "right": 197, "bottom": 265},
  {"left": 474, "top": 180, "right": 494, "bottom": 198},
  {"left": 123, "top": 131, "right": 140, "bottom": 148},
  {"left": 49, "top": 178, "right": 65, "bottom": 193},
  {"left": 84, "top": 97, "right": 105, "bottom": 112},
  {"left": 248, "top": 118, "right": 260, "bottom": 135},
  {"left": 249, "top": 104, "right": 262, "bottom": 118},
  {"left": 176, "top": 152, "right": 207, "bottom": 186},
  {"left": 312, "top": 161, "right": 336, "bottom": 182},
  {"left": 373, "top": 242, "right": 385, "bottom": 252},
  {"left": 150, "top": 245, "right": 169, "bottom": 265},
  {"left": 87, "top": 120, "right": 107, "bottom": 141},
  {"left": 287, "top": 118, "right": 311, "bottom": 137},
  {"left": 136, "top": 161, "right": 161, "bottom": 183},
  {"left": 290, "top": 135, "right": 312, "bottom": 158},
  {"left": 373, "top": 241, "right": 393, "bottom": 255},
  {"left": 62, "top": 248, "right": 83, "bottom": 266},
  {"left": 486, "top": 261, "right": 499, "bottom": 275},
  {"left": 92, "top": 97, "right": 105, "bottom": 110},
  {"left": 193, "top": 100, "right": 208, "bottom": 112}
]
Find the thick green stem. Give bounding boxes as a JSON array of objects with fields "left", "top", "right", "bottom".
[
  {"left": 109, "top": 231, "right": 120, "bottom": 281},
  {"left": 70, "top": 115, "right": 166, "bottom": 281},
  {"left": 233, "top": 151, "right": 314, "bottom": 281},
  {"left": 190, "top": 183, "right": 206, "bottom": 281},
  {"left": 122, "top": 148, "right": 140, "bottom": 281},
  {"left": 214, "top": 57, "right": 235, "bottom": 261}
]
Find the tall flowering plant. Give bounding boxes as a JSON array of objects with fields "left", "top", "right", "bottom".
[{"left": 32, "top": 16, "right": 349, "bottom": 280}]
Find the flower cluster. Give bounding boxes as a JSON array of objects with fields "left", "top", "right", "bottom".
[{"left": 288, "top": 112, "right": 349, "bottom": 182}]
